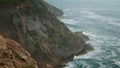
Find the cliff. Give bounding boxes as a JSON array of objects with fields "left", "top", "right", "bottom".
[
  {"left": 0, "top": 0, "right": 93, "bottom": 68},
  {"left": 41, "top": 0, "right": 64, "bottom": 16},
  {"left": 0, "top": 36, "right": 38, "bottom": 68}
]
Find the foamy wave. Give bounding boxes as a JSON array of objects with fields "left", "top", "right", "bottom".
[
  {"left": 109, "top": 21, "right": 120, "bottom": 26},
  {"left": 73, "top": 31, "right": 119, "bottom": 60},
  {"left": 74, "top": 46, "right": 103, "bottom": 60},
  {"left": 115, "top": 61, "right": 120, "bottom": 67},
  {"left": 64, "top": 63, "right": 74, "bottom": 68},
  {"left": 60, "top": 19, "right": 79, "bottom": 25},
  {"left": 64, "top": 8, "right": 75, "bottom": 12},
  {"left": 83, "top": 11, "right": 110, "bottom": 23},
  {"left": 73, "top": 32, "right": 104, "bottom": 59},
  {"left": 74, "top": 51, "right": 95, "bottom": 59},
  {"left": 63, "top": 8, "right": 120, "bottom": 26},
  {"left": 83, "top": 32, "right": 98, "bottom": 38},
  {"left": 80, "top": 10, "right": 120, "bottom": 26},
  {"left": 117, "top": 48, "right": 120, "bottom": 52},
  {"left": 111, "top": 51, "right": 117, "bottom": 57}
]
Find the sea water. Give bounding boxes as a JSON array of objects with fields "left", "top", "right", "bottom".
[{"left": 45, "top": 0, "right": 120, "bottom": 68}]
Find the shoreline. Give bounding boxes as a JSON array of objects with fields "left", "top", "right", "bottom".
[
  {"left": 0, "top": 1, "right": 94, "bottom": 68},
  {"left": 53, "top": 32, "right": 94, "bottom": 68}
]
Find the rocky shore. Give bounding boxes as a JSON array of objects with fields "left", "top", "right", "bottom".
[{"left": 0, "top": 0, "right": 93, "bottom": 68}]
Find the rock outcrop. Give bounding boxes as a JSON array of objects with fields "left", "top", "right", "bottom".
[
  {"left": 0, "top": 36, "right": 38, "bottom": 68},
  {"left": 41, "top": 0, "right": 64, "bottom": 16},
  {"left": 0, "top": 0, "right": 93, "bottom": 68}
]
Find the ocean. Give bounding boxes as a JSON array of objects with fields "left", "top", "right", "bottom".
[{"left": 45, "top": 0, "right": 120, "bottom": 68}]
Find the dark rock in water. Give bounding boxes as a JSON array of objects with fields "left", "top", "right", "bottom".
[
  {"left": 74, "top": 31, "right": 94, "bottom": 55},
  {"left": 77, "top": 43, "right": 94, "bottom": 55},
  {"left": 0, "top": 0, "right": 93, "bottom": 68}
]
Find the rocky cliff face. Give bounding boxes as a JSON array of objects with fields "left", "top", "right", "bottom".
[
  {"left": 0, "top": 0, "right": 93, "bottom": 68},
  {"left": 0, "top": 36, "right": 38, "bottom": 68},
  {"left": 41, "top": 0, "right": 64, "bottom": 16}
]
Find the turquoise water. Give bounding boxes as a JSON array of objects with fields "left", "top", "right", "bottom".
[{"left": 45, "top": 0, "right": 120, "bottom": 68}]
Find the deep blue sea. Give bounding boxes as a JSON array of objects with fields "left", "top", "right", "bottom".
[{"left": 45, "top": 0, "right": 120, "bottom": 68}]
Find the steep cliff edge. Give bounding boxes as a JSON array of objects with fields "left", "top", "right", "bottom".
[
  {"left": 0, "top": 36, "right": 38, "bottom": 68},
  {"left": 0, "top": 0, "right": 93, "bottom": 68},
  {"left": 41, "top": 0, "right": 64, "bottom": 16}
]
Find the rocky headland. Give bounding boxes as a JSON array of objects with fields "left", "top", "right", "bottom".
[{"left": 0, "top": 0, "right": 93, "bottom": 68}]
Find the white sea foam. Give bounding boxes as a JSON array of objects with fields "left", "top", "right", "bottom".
[
  {"left": 115, "top": 61, "right": 120, "bottom": 67},
  {"left": 50, "top": 0, "right": 120, "bottom": 68},
  {"left": 63, "top": 8, "right": 120, "bottom": 27},
  {"left": 73, "top": 31, "right": 118, "bottom": 61},
  {"left": 117, "top": 48, "right": 120, "bottom": 52},
  {"left": 74, "top": 51, "right": 95, "bottom": 59},
  {"left": 60, "top": 19, "right": 79, "bottom": 25},
  {"left": 82, "top": 11, "right": 110, "bottom": 23},
  {"left": 83, "top": 32, "right": 98, "bottom": 38},
  {"left": 64, "top": 8, "right": 75, "bottom": 12},
  {"left": 111, "top": 51, "right": 117, "bottom": 57},
  {"left": 80, "top": 10, "right": 120, "bottom": 26},
  {"left": 58, "top": 5, "right": 120, "bottom": 68},
  {"left": 64, "top": 63, "right": 74, "bottom": 68},
  {"left": 109, "top": 21, "right": 120, "bottom": 26},
  {"left": 80, "top": 46, "right": 103, "bottom": 58}
]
